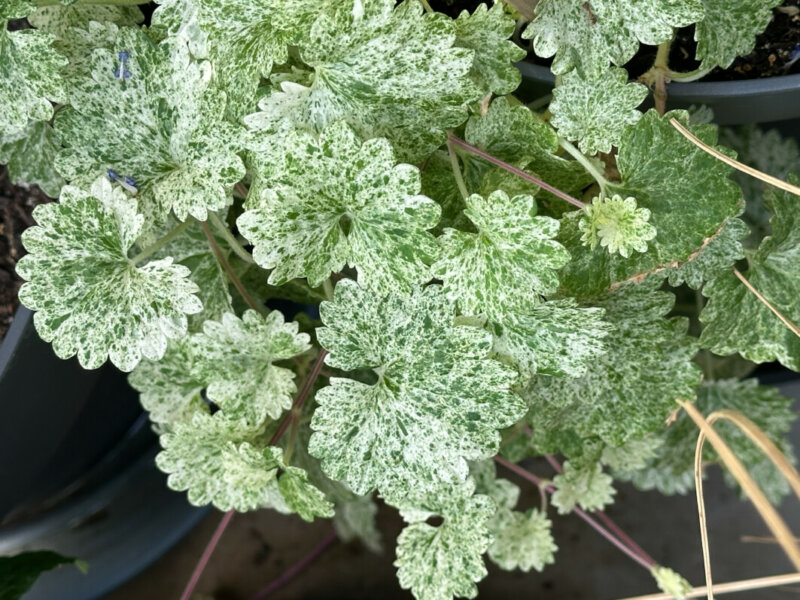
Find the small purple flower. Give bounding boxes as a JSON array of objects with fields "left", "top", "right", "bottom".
[
  {"left": 107, "top": 168, "right": 119, "bottom": 181},
  {"left": 118, "top": 50, "right": 130, "bottom": 62},
  {"left": 123, "top": 176, "right": 137, "bottom": 188},
  {"left": 114, "top": 50, "right": 132, "bottom": 81}
]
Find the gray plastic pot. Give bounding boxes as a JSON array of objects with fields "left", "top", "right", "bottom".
[{"left": 516, "top": 62, "right": 800, "bottom": 127}]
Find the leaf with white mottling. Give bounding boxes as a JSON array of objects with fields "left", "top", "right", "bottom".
[
  {"left": 525, "top": 282, "right": 701, "bottom": 448},
  {"left": 239, "top": 121, "right": 440, "bottom": 293},
  {"left": 623, "top": 379, "right": 796, "bottom": 505},
  {"left": 0, "top": 24, "right": 66, "bottom": 136},
  {"left": 700, "top": 178, "right": 800, "bottom": 371},
  {"left": 1, "top": 0, "right": 31, "bottom": 20},
  {"left": 579, "top": 195, "right": 656, "bottom": 259},
  {"left": 432, "top": 190, "right": 569, "bottom": 319},
  {"left": 601, "top": 435, "right": 663, "bottom": 473},
  {"left": 489, "top": 508, "right": 557, "bottom": 572},
  {"left": 310, "top": 280, "right": 524, "bottom": 503},
  {"left": 278, "top": 466, "right": 335, "bottom": 521},
  {"left": 54, "top": 26, "right": 245, "bottom": 223},
  {"left": 16, "top": 177, "right": 202, "bottom": 372},
  {"left": 664, "top": 216, "right": 749, "bottom": 289},
  {"left": 0, "top": 120, "right": 64, "bottom": 197},
  {"left": 651, "top": 566, "right": 693, "bottom": 600},
  {"left": 464, "top": 97, "right": 592, "bottom": 203},
  {"left": 245, "top": 0, "right": 480, "bottom": 162},
  {"left": 551, "top": 460, "right": 615, "bottom": 514},
  {"left": 151, "top": 0, "right": 327, "bottom": 118},
  {"left": 128, "top": 338, "right": 207, "bottom": 425},
  {"left": 453, "top": 2, "right": 525, "bottom": 95},
  {"left": 192, "top": 310, "right": 311, "bottom": 427},
  {"left": 492, "top": 300, "right": 611, "bottom": 378},
  {"left": 29, "top": 3, "right": 143, "bottom": 38},
  {"left": 694, "top": 0, "right": 783, "bottom": 70},
  {"left": 395, "top": 492, "right": 494, "bottom": 600},
  {"left": 522, "top": 0, "right": 703, "bottom": 77},
  {"left": 558, "top": 110, "right": 742, "bottom": 298},
  {"left": 470, "top": 460, "right": 519, "bottom": 511},
  {"left": 550, "top": 67, "right": 647, "bottom": 155}
]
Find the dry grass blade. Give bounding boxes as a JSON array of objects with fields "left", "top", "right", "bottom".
[
  {"left": 616, "top": 572, "right": 800, "bottom": 599},
  {"left": 678, "top": 400, "right": 800, "bottom": 600},
  {"left": 669, "top": 118, "right": 800, "bottom": 197},
  {"left": 732, "top": 268, "right": 800, "bottom": 340}
]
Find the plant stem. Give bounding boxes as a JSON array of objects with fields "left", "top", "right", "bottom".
[
  {"left": 322, "top": 278, "right": 334, "bottom": 302},
  {"left": 249, "top": 530, "right": 338, "bottom": 600},
  {"left": 418, "top": 0, "right": 434, "bottom": 12},
  {"left": 652, "top": 41, "right": 671, "bottom": 115},
  {"left": 200, "top": 222, "right": 266, "bottom": 316},
  {"left": 447, "top": 134, "right": 585, "bottom": 209},
  {"left": 558, "top": 138, "right": 610, "bottom": 195},
  {"left": 445, "top": 135, "right": 470, "bottom": 201},
  {"left": 544, "top": 454, "right": 658, "bottom": 566},
  {"left": 527, "top": 93, "right": 553, "bottom": 112},
  {"left": 493, "top": 456, "right": 654, "bottom": 571},
  {"left": 667, "top": 67, "right": 713, "bottom": 83},
  {"left": 209, "top": 211, "right": 255, "bottom": 264},
  {"left": 619, "top": 572, "right": 800, "bottom": 600},
  {"left": 130, "top": 219, "right": 193, "bottom": 265},
  {"left": 180, "top": 509, "right": 235, "bottom": 600},
  {"left": 268, "top": 349, "right": 328, "bottom": 447}
]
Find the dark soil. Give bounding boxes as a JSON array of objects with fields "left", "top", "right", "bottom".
[{"left": 0, "top": 169, "right": 50, "bottom": 342}]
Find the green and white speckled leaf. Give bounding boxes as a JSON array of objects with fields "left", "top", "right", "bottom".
[
  {"left": 432, "top": 191, "right": 569, "bottom": 319},
  {"left": 395, "top": 493, "right": 494, "bottom": 600},
  {"left": 464, "top": 97, "right": 592, "bottom": 203},
  {"left": 492, "top": 300, "right": 611, "bottom": 378},
  {"left": 601, "top": 435, "right": 663, "bottom": 473},
  {"left": 453, "top": 2, "right": 525, "bottom": 95},
  {"left": 664, "top": 216, "right": 749, "bottom": 289},
  {"left": 239, "top": 122, "right": 440, "bottom": 293},
  {"left": 525, "top": 282, "right": 701, "bottom": 448},
  {"left": 621, "top": 379, "right": 796, "bottom": 505},
  {"left": 489, "top": 508, "right": 557, "bottom": 572},
  {"left": 28, "top": 3, "right": 143, "bottom": 38},
  {"left": 651, "top": 566, "right": 693, "bottom": 600},
  {"left": 558, "top": 110, "right": 742, "bottom": 298},
  {"left": 470, "top": 460, "right": 519, "bottom": 511},
  {"left": 128, "top": 338, "right": 207, "bottom": 426},
  {"left": 192, "top": 310, "right": 310, "bottom": 427},
  {"left": 278, "top": 466, "right": 335, "bottom": 521},
  {"left": 522, "top": 0, "right": 703, "bottom": 77},
  {"left": 551, "top": 460, "right": 615, "bottom": 514},
  {"left": 579, "top": 195, "right": 657, "bottom": 259},
  {"left": 719, "top": 125, "right": 800, "bottom": 246},
  {"left": 1, "top": 0, "right": 31, "bottom": 20},
  {"left": 151, "top": 0, "right": 326, "bottom": 119},
  {"left": 16, "top": 177, "right": 202, "bottom": 372},
  {"left": 550, "top": 67, "right": 647, "bottom": 155},
  {"left": 245, "top": 0, "right": 480, "bottom": 163},
  {"left": 0, "top": 25, "right": 66, "bottom": 136},
  {"left": 700, "top": 179, "right": 800, "bottom": 371},
  {"left": 310, "top": 280, "right": 524, "bottom": 503},
  {"left": 156, "top": 412, "right": 280, "bottom": 511},
  {"left": 694, "top": 0, "right": 783, "bottom": 70},
  {"left": 54, "top": 26, "right": 245, "bottom": 223},
  {"left": 0, "top": 120, "right": 64, "bottom": 197}
]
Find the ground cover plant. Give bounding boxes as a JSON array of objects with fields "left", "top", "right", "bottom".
[{"left": 3, "top": 0, "right": 800, "bottom": 598}]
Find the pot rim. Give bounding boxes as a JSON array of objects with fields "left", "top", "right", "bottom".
[{"left": 516, "top": 61, "right": 800, "bottom": 98}]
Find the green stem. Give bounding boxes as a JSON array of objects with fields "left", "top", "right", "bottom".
[
  {"left": 527, "top": 93, "right": 553, "bottom": 112},
  {"left": 667, "top": 67, "right": 713, "bottom": 83},
  {"left": 200, "top": 222, "right": 266, "bottom": 316},
  {"left": 322, "top": 278, "right": 334, "bottom": 302},
  {"left": 654, "top": 40, "right": 671, "bottom": 70},
  {"left": 33, "top": 0, "right": 149, "bottom": 6},
  {"left": 446, "top": 135, "right": 470, "bottom": 201},
  {"left": 209, "top": 211, "right": 255, "bottom": 264},
  {"left": 558, "top": 138, "right": 610, "bottom": 195},
  {"left": 130, "top": 219, "right": 192, "bottom": 265},
  {"left": 418, "top": 0, "right": 434, "bottom": 12}
]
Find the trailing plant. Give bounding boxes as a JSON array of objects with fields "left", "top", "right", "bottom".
[{"left": 3, "top": 0, "right": 800, "bottom": 598}]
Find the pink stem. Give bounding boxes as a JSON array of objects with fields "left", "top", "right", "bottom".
[
  {"left": 268, "top": 349, "right": 328, "bottom": 446},
  {"left": 249, "top": 530, "right": 338, "bottom": 600},
  {"left": 447, "top": 134, "right": 585, "bottom": 209},
  {"left": 544, "top": 453, "right": 656, "bottom": 566},
  {"left": 180, "top": 509, "right": 235, "bottom": 600},
  {"left": 493, "top": 457, "right": 655, "bottom": 571}
]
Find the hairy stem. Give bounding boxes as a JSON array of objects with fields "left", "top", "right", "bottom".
[
  {"left": 446, "top": 134, "right": 470, "bottom": 201},
  {"left": 448, "top": 134, "right": 585, "bottom": 209},
  {"left": 558, "top": 138, "right": 610, "bottom": 195},
  {"left": 209, "top": 211, "right": 255, "bottom": 264},
  {"left": 249, "top": 530, "right": 338, "bottom": 600},
  {"left": 130, "top": 219, "right": 193, "bottom": 265},
  {"left": 180, "top": 509, "right": 235, "bottom": 600},
  {"left": 269, "top": 349, "right": 329, "bottom": 447},
  {"left": 200, "top": 222, "right": 266, "bottom": 316}
]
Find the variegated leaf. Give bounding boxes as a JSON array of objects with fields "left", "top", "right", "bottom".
[{"left": 0, "top": 119, "right": 64, "bottom": 197}]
